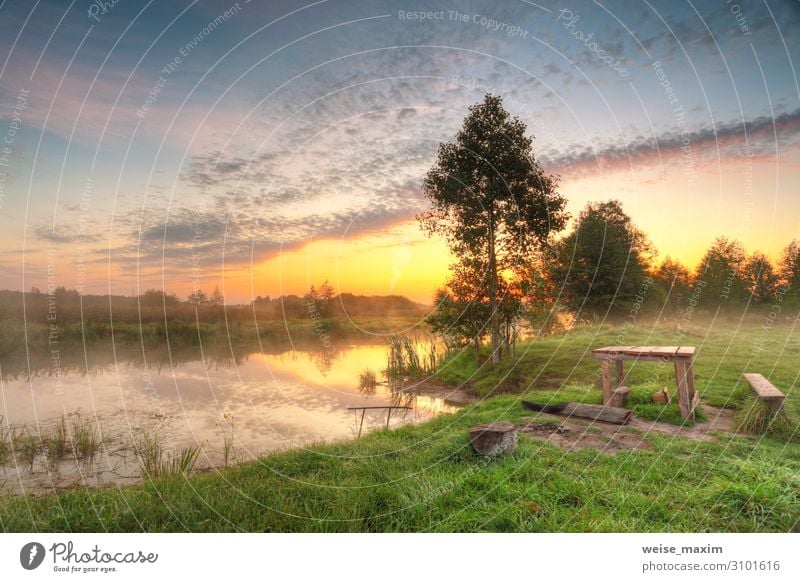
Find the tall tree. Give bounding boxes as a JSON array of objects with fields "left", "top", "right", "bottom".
[
  {"left": 653, "top": 257, "right": 691, "bottom": 312},
  {"left": 547, "top": 200, "right": 654, "bottom": 317},
  {"left": 778, "top": 239, "right": 800, "bottom": 304},
  {"left": 419, "top": 94, "right": 568, "bottom": 364},
  {"left": 742, "top": 252, "right": 779, "bottom": 305},
  {"left": 695, "top": 237, "right": 748, "bottom": 308}
]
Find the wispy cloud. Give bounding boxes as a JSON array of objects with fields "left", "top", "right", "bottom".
[{"left": 541, "top": 108, "right": 800, "bottom": 176}]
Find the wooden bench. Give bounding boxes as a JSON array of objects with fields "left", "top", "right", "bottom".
[{"left": 743, "top": 373, "right": 786, "bottom": 413}]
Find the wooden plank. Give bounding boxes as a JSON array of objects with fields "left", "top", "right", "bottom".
[
  {"left": 615, "top": 359, "right": 625, "bottom": 387},
  {"left": 621, "top": 346, "right": 649, "bottom": 356},
  {"left": 649, "top": 346, "right": 680, "bottom": 357},
  {"left": 676, "top": 346, "right": 695, "bottom": 357},
  {"left": 592, "top": 346, "right": 633, "bottom": 359}
]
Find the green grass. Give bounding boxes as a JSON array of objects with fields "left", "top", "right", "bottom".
[
  {"left": 0, "top": 393, "right": 797, "bottom": 532},
  {"left": 434, "top": 316, "right": 799, "bottom": 427}
]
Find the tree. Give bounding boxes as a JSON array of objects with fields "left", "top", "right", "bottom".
[
  {"left": 304, "top": 280, "right": 336, "bottom": 318},
  {"left": 695, "top": 237, "right": 748, "bottom": 308},
  {"left": 778, "top": 239, "right": 800, "bottom": 303},
  {"left": 210, "top": 286, "right": 225, "bottom": 306},
  {"left": 547, "top": 200, "right": 654, "bottom": 317},
  {"left": 419, "top": 94, "right": 568, "bottom": 364},
  {"left": 653, "top": 257, "right": 691, "bottom": 313},
  {"left": 426, "top": 276, "right": 490, "bottom": 361},
  {"left": 742, "top": 252, "right": 778, "bottom": 305},
  {"left": 140, "top": 288, "right": 180, "bottom": 308},
  {"left": 188, "top": 289, "right": 209, "bottom": 306}
]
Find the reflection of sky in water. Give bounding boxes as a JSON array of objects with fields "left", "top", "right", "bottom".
[{"left": 0, "top": 344, "right": 458, "bottom": 456}]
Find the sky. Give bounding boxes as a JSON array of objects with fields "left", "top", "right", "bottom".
[{"left": 0, "top": 0, "right": 798, "bottom": 304}]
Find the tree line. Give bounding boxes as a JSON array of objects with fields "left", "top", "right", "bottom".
[
  {"left": 421, "top": 95, "right": 800, "bottom": 364},
  {"left": 0, "top": 283, "right": 426, "bottom": 326}
]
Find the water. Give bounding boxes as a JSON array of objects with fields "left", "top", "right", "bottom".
[{"left": 0, "top": 342, "right": 461, "bottom": 494}]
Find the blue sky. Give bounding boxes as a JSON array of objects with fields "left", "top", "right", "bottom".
[{"left": 0, "top": 0, "right": 798, "bottom": 301}]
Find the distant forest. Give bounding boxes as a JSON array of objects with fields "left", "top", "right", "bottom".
[{"left": 0, "top": 281, "right": 427, "bottom": 327}]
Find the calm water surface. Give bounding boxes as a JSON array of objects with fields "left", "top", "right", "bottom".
[{"left": 0, "top": 342, "right": 460, "bottom": 494}]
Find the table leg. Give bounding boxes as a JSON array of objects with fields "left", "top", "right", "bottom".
[
  {"left": 674, "top": 358, "right": 693, "bottom": 420},
  {"left": 601, "top": 360, "right": 611, "bottom": 404},
  {"left": 685, "top": 359, "right": 699, "bottom": 414},
  {"left": 615, "top": 360, "right": 625, "bottom": 388}
]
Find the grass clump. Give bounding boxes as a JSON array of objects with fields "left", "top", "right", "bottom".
[
  {"left": 136, "top": 433, "right": 201, "bottom": 478},
  {"left": 732, "top": 393, "right": 795, "bottom": 440},
  {"left": 44, "top": 416, "right": 69, "bottom": 460},
  {"left": 0, "top": 417, "right": 10, "bottom": 464},
  {"left": 386, "top": 334, "right": 440, "bottom": 379},
  {"left": 71, "top": 416, "right": 101, "bottom": 459}
]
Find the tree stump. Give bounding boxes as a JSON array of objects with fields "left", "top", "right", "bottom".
[
  {"left": 469, "top": 422, "right": 517, "bottom": 456},
  {"left": 608, "top": 386, "right": 631, "bottom": 408}
]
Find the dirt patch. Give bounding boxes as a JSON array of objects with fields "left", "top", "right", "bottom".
[{"left": 518, "top": 405, "right": 736, "bottom": 455}]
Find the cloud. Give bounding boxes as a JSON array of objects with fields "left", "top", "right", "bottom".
[
  {"left": 34, "top": 224, "right": 103, "bottom": 244},
  {"left": 540, "top": 108, "right": 800, "bottom": 176}
]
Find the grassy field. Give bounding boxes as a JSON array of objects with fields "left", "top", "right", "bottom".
[
  {"left": 437, "top": 315, "right": 800, "bottom": 424},
  {"left": 0, "top": 317, "right": 797, "bottom": 532}
]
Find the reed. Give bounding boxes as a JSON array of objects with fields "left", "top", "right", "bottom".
[{"left": 71, "top": 416, "right": 101, "bottom": 459}]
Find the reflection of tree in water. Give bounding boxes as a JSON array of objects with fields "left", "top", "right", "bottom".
[
  {"left": 308, "top": 348, "right": 337, "bottom": 376},
  {"left": 0, "top": 342, "right": 260, "bottom": 381}
]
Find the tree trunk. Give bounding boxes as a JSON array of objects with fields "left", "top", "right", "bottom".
[
  {"left": 474, "top": 335, "right": 481, "bottom": 362},
  {"left": 487, "top": 206, "right": 500, "bottom": 365}
]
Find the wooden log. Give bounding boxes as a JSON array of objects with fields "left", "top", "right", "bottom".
[
  {"left": 522, "top": 401, "right": 633, "bottom": 425},
  {"left": 469, "top": 422, "right": 517, "bottom": 456},
  {"left": 562, "top": 402, "right": 633, "bottom": 424},
  {"left": 614, "top": 360, "right": 625, "bottom": 387},
  {"left": 652, "top": 387, "right": 671, "bottom": 404},
  {"left": 608, "top": 386, "right": 631, "bottom": 408}
]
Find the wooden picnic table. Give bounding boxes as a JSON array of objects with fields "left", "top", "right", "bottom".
[{"left": 591, "top": 346, "right": 699, "bottom": 420}]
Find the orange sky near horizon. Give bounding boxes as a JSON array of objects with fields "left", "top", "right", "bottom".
[
  {"left": 238, "top": 153, "right": 800, "bottom": 304},
  {"left": 6, "top": 153, "right": 799, "bottom": 306}
]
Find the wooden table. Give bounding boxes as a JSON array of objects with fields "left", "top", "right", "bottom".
[{"left": 591, "top": 346, "right": 699, "bottom": 420}]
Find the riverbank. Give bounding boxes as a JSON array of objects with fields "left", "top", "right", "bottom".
[
  {"left": 1, "top": 392, "right": 797, "bottom": 532},
  {"left": 2, "top": 318, "right": 797, "bottom": 532}
]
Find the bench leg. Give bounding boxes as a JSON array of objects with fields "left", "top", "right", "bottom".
[{"left": 601, "top": 360, "right": 611, "bottom": 404}]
